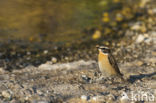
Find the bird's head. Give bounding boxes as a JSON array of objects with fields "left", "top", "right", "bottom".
[{"left": 96, "top": 46, "right": 111, "bottom": 55}]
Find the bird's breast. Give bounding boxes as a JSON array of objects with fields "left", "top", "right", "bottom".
[{"left": 98, "top": 52, "right": 116, "bottom": 75}]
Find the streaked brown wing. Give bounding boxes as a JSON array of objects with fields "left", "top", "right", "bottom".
[{"left": 108, "top": 54, "right": 123, "bottom": 76}]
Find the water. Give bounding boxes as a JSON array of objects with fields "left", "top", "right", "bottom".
[{"left": 0, "top": 0, "right": 110, "bottom": 43}]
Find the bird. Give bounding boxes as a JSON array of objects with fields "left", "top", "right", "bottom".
[{"left": 97, "top": 46, "right": 124, "bottom": 81}]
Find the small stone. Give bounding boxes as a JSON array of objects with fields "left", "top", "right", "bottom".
[
  {"left": 10, "top": 99, "right": 20, "bottom": 103},
  {"left": 43, "top": 50, "right": 48, "bottom": 54},
  {"left": 51, "top": 57, "right": 57, "bottom": 63},
  {"left": 2, "top": 90, "right": 12, "bottom": 99},
  {"left": 37, "top": 90, "right": 43, "bottom": 95},
  {"left": 107, "top": 94, "right": 115, "bottom": 102},
  {"left": 144, "top": 33, "right": 149, "bottom": 38},
  {"left": 45, "top": 61, "right": 52, "bottom": 65},
  {"left": 65, "top": 57, "right": 69, "bottom": 60},
  {"left": 154, "top": 89, "right": 156, "bottom": 97},
  {"left": 136, "top": 34, "right": 145, "bottom": 43},
  {"left": 81, "top": 95, "right": 89, "bottom": 101},
  {"left": 148, "top": 9, "right": 154, "bottom": 15},
  {"left": 0, "top": 68, "right": 5, "bottom": 74},
  {"left": 11, "top": 51, "right": 16, "bottom": 55},
  {"left": 131, "top": 24, "right": 141, "bottom": 31},
  {"left": 149, "top": 58, "right": 156, "bottom": 64},
  {"left": 92, "top": 96, "right": 97, "bottom": 101},
  {"left": 140, "top": 25, "right": 146, "bottom": 33},
  {"left": 136, "top": 61, "right": 144, "bottom": 66},
  {"left": 81, "top": 75, "right": 91, "bottom": 83},
  {"left": 150, "top": 81, "right": 156, "bottom": 89},
  {"left": 27, "top": 51, "right": 31, "bottom": 55},
  {"left": 152, "top": 52, "right": 156, "bottom": 56},
  {"left": 26, "top": 57, "right": 31, "bottom": 60},
  {"left": 37, "top": 101, "right": 50, "bottom": 103},
  {"left": 92, "top": 30, "right": 101, "bottom": 40},
  {"left": 145, "top": 38, "right": 152, "bottom": 44}
]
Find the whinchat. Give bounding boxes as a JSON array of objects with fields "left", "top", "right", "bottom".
[{"left": 97, "top": 46, "right": 124, "bottom": 80}]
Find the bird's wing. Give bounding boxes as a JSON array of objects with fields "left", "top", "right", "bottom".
[{"left": 108, "top": 54, "right": 123, "bottom": 76}]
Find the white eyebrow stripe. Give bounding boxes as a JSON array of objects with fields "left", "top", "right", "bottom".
[{"left": 99, "top": 46, "right": 109, "bottom": 49}]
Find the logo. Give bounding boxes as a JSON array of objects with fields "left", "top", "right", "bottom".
[{"left": 121, "top": 89, "right": 155, "bottom": 102}]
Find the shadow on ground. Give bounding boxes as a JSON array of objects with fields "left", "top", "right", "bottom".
[{"left": 128, "top": 72, "right": 156, "bottom": 83}]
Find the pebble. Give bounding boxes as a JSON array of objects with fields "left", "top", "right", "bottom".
[
  {"left": 152, "top": 51, "right": 156, "bottom": 56},
  {"left": 131, "top": 22, "right": 146, "bottom": 32},
  {"left": 10, "top": 99, "right": 20, "bottom": 103},
  {"left": 81, "top": 95, "right": 89, "bottom": 101},
  {"left": 32, "top": 100, "right": 50, "bottom": 103},
  {"left": 145, "top": 38, "right": 152, "bottom": 44},
  {"left": 136, "top": 61, "right": 144, "bottom": 66},
  {"left": 51, "top": 57, "right": 57, "bottom": 63},
  {"left": 92, "top": 96, "right": 97, "bottom": 101},
  {"left": 153, "top": 8, "right": 156, "bottom": 14},
  {"left": 27, "top": 51, "right": 31, "bottom": 55},
  {"left": 0, "top": 68, "right": 6, "bottom": 74},
  {"left": 45, "top": 61, "right": 52, "bottom": 65},
  {"left": 92, "top": 30, "right": 101, "bottom": 40},
  {"left": 2, "top": 90, "right": 12, "bottom": 100},
  {"left": 81, "top": 75, "right": 91, "bottom": 83},
  {"left": 154, "top": 89, "right": 156, "bottom": 97},
  {"left": 136, "top": 34, "right": 145, "bottom": 43},
  {"left": 107, "top": 94, "right": 115, "bottom": 103},
  {"left": 43, "top": 50, "right": 48, "bottom": 54},
  {"left": 131, "top": 23, "right": 141, "bottom": 31}
]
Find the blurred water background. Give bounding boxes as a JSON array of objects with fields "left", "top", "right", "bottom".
[
  {"left": 0, "top": 0, "right": 141, "bottom": 43},
  {"left": 0, "top": 0, "right": 145, "bottom": 70}
]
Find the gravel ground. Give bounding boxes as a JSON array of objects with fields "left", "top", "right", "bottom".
[{"left": 0, "top": 1, "right": 156, "bottom": 103}]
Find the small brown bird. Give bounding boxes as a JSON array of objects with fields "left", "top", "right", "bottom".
[{"left": 97, "top": 46, "right": 124, "bottom": 80}]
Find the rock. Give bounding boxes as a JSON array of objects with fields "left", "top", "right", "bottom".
[
  {"left": 43, "top": 50, "right": 48, "bottom": 54},
  {"left": 131, "top": 23, "right": 141, "bottom": 31},
  {"left": 136, "top": 34, "right": 145, "bottom": 43},
  {"left": 116, "top": 13, "right": 123, "bottom": 22},
  {"left": 2, "top": 90, "right": 12, "bottom": 100},
  {"left": 51, "top": 57, "right": 57, "bottom": 63},
  {"left": 131, "top": 22, "right": 146, "bottom": 32},
  {"left": 92, "top": 30, "right": 101, "bottom": 40},
  {"left": 154, "top": 89, "right": 156, "bottom": 97},
  {"left": 64, "top": 57, "right": 69, "bottom": 60},
  {"left": 144, "top": 38, "right": 152, "bottom": 44},
  {"left": 27, "top": 51, "right": 31, "bottom": 55},
  {"left": 140, "top": 0, "right": 150, "bottom": 8},
  {"left": 152, "top": 52, "right": 156, "bottom": 56},
  {"left": 81, "top": 75, "right": 91, "bottom": 83},
  {"left": 92, "top": 96, "right": 98, "bottom": 101},
  {"left": 153, "top": 8, "right": 156, "bottom": 14},
  {"left": 136, "top": 61, "right": 144, "bottom": 66},
  {"left": 107, "top": 94, "right": 115, "bottom": 103},
  {"left": 45, "top": 61, "right": 52, "bottom": 65},
  {"left": 0, "top": 68, "right": 6, "bottom": 74},
  {"left": 10, "top": 99, "right": 21, "bottom": 103},
  {"left": 149, "top": 81, "right": 156, "bottom": 89},
  {"left": 33, "top": 101, "right": 50, "bottom": 103},
  {"left": 81, "top": 95, "right": 90, "bottom": 101}
]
